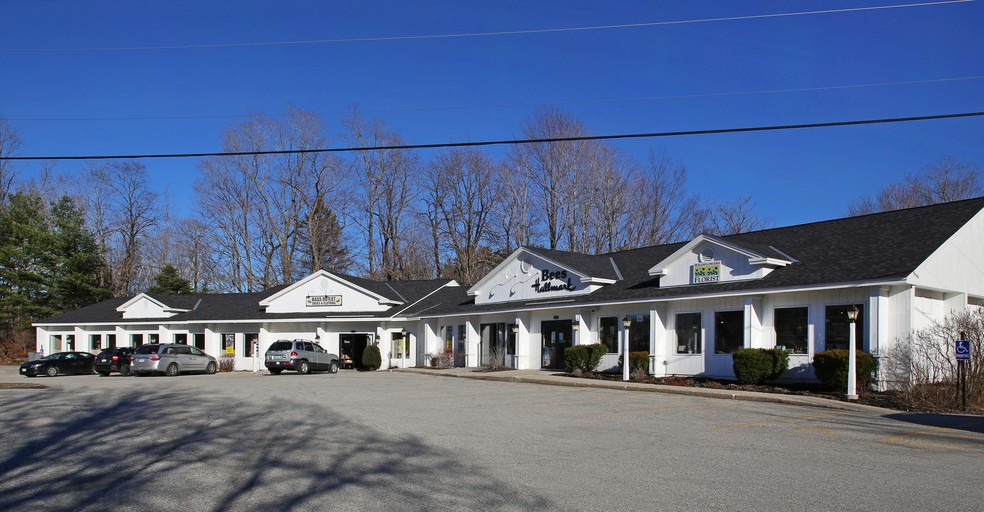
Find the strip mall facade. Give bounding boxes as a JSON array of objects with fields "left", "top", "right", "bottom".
[{"left": 34, "top": 199, "right": 984, "bottom": 386}]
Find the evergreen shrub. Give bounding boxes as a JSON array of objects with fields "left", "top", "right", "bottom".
[
  {"left": 362, "top": 345, "right": 382, "bottom": 370},
  {"left": 732, "top": 348, "right": 789, "bottom": 384},
  {"left": 812, "top": 349, "right": 877, "bottom": 390},
  {"left": 563, "top": 343, "right": 607, "bottom": 373}
]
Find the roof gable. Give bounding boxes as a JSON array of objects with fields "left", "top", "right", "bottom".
[
  {"left": 259, "top": 270, "right": 400, "bottom": 314},
  {"left": 647, "top": 235, "right": 790, "bottom": 287},
  {"left": 468, "top": 248, "right": 615, "bottom": 305},
  {"left": 116, "top": 293, "right": 192, "bottom": 319}
]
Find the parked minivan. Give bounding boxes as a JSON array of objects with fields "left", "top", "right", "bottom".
[{"left": 130, "top": 344, "right": 217, "bottom": 376}]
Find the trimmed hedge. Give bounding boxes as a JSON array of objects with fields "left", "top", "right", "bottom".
[
  {"left": 362, "top": 345, "right": 382, "bottom": 370},
  {"left": 812, "top": 350, "right": 877, "bottom": 390},
  {"left": 732, "top": 348, "right": 789, "bottom": 384},
  {"left": 563, "top": 343, "right": 607, "bottom": 373}
]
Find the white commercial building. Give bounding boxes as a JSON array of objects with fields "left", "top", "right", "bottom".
[{"left": 35, "top": 198, "right": 984, "bottom": 385}]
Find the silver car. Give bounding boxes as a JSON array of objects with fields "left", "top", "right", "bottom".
[
  {"left": 264, "top": 339, "right": 340, "bottom": 375},
  {"left": 130, "top": 344, "right": 217, "bottom": 376}
]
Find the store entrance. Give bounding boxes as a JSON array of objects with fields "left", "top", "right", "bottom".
[
  {"left": 339, "top": 334, "right": 371, "bottom": 369},
  {"left": 540, "top": 320, "right": 572, "bottom": 370}
]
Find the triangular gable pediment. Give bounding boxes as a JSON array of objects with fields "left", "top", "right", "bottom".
[
  {"left": 648, "top": 235, "right": 790, "bottom": 287},
  {"left": 117, "top": 294, "right": 184, "bottom": 319},
  {"left": 468, "top": 248, "right": 615, "bottom": 305},
  {"left": 259, "top": 270, "right": 399, "bottom": 314}
]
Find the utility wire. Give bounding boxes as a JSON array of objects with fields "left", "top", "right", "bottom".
[
  {"left": 4, "top": 111, "right": 982, "bottom": 162},
  {"left": 8, "top": 75, "right": 984, "bottom": 123},
  {"left": 1, "top": 1, "right": 972, "bottom": 52}
]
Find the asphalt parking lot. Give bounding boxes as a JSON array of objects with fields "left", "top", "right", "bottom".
[{"left": 1, "top": 367, "right": 982, "bottom": 511}]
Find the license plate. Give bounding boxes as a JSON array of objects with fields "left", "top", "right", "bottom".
[
  {"left": 274, "top": 355, "right": 285, "bottom": 360},
  {"left": 137, "top": 358, "right": 146, "bottom": 363},
  {"left": 100, "top": 359, "right": 108, "bottom": 362}
]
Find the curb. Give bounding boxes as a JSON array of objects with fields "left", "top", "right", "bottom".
[{"left": 399, "top": 368, "right": 897, "bottom": 415}]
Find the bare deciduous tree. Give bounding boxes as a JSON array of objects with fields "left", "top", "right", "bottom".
[
  {"left": 510, "top": 108, "right": 590, "bottom": 250},
  {"left": 0, "top": 117, "right": 22, "bottom": 203},
  {"left": 709, "top": 194, "right": 769, "bottom": 236},
  {"left": 848, "top": 156, "right": 982, "bottom": 216},
  {"left": 426, "top": 148, "right": 498, "bottom": 285},
  {"left": 625, "top": 150, "right": 705, "bottom": 247}
]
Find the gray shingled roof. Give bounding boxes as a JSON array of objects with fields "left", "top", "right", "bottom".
[{"left": 417, "top": 197, "right": 984, "bottom": 317}]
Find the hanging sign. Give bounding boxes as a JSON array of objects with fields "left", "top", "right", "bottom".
[{"left": 306, "top": 295, "right": 343, "bottom": 307}]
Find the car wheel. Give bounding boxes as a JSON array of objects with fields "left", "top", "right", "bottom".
[
  {"left": 205, "top": 362, "right": 217, "bottom": 375},
  {"left": 328, "top": 361, "right": 339, "bottom": 374},
  {"left": 297, "top": 360, "right": 310, "bottom": 375},
  {"left": 97, "top": 371, "right": 111, "bottom": 377},
  {"left": 120, "top": 364, "right": 131, "bottom": 377},
  {"left": 165, "top": 363, "right": 179, "bottom": 377},
  {"left": 45, "top": 366, "right": 58, "bottom": 377},
  {"left": 268, "top": 369, "right": 282, "bottom": 375}
]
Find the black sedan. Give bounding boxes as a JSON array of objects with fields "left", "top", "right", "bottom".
[{"left": 19, "top": 352, "right": 96, "bottom": 377}]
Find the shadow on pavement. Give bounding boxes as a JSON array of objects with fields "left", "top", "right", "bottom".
[
  {"left": 883, "top": 412, "right": 984, "bottom": 434},
  {"left": 0, "top": 388, "right": 550, "bottom": 511}
]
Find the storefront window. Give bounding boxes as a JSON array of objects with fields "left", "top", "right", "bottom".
[
  {"left": 173, "top": 333, "right": 188, "bottom": 345},
  {"left": 628, "top": 315, "right": 650, "bottom": 353},
  {"left": 107, "top": 334, "right": 116, "bottom": 349},
  {"left": 825, "top": 304, "right": 864, "bottom": 351},
  {"left": 131, "top": 334, "right": 143, "bottom": 347},
  {"left": 193, "top": 333, "right": 205, "bottom": 350},
  {"left": 775, "top": 308, "right": 809, "bottom": 354},
  {"left": 599, "top": 317, "right": 619, "bottom": 354},
  {"left": 148, "top": 333, "right": 159, "bottom": 344},
  {"left": 245, "top": 333, "right": 258, "bottom": 357},
  {"left": 223, "top": 334, "right": 235, "bottom": 356},
  {"left": 676, "top": 313, "right": 702, "bottom": 354},
  {"left": 714, "top": 311, "right": 744, "bottom": 354},
  {"left": 90, "top": 334, "right": 102, "bottom": 351}
]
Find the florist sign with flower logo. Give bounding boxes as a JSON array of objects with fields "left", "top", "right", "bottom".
[{"left": 692, "top": 261, "right": 721, "bottom": 284}]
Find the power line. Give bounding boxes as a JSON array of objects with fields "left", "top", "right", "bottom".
[
  {"left": 8, "top": 75, "right": 984, "bottom": 123},
  {"left": 4, "top": 111, "right": 982, "bottom": 162},
  {"left": 1, "top": 1, "right": 972, "bottom": 53}
]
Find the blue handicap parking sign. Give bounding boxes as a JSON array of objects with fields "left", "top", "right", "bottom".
[{"left": 955, "top": 340, "right": 971, "bottom": 361}]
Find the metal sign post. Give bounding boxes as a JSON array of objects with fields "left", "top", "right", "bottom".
[{"left": 955, "top": 333, "right": 970, "bottom": 412}]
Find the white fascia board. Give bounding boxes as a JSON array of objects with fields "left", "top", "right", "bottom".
[
  {"left": 467, "top": 248, "right": 526, "bottom": 296},
  {"left": 419, "top": 278, "right": 909, "bottom": 319},
  {"left": 747, "top": 257, "right": 791, "bottom": 268}
]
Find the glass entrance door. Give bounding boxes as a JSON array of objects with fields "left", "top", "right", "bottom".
[
  {"left": 540, "top": 320, "right": 572, "bottom": 370},
  {"left": 339, "top": 334, "right": 370, "bottom": 369}
]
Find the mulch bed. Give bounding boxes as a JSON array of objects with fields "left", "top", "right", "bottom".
[{"left": 562, "top": 372, "right": 914, "bottom": 411}]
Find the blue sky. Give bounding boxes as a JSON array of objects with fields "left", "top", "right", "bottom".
[{"left": 2, "top": 0, "right": 982, "bottom": 227}]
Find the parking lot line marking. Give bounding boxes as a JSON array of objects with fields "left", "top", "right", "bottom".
[{"left": 710, "top": 411, "right": 851, "bottom": 431}]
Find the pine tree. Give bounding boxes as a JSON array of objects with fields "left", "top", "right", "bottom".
[{"left": 147, "top": 264, "right": 193, "bottom": 295}]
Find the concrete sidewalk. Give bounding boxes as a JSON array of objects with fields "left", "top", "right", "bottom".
[{"left": 399, "top": 366, "right": 896, "bottom": 415}]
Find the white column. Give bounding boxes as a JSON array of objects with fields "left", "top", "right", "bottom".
[
  {"left": 651, "top": 304, "right": 667, "bottom": 376},
  {"left": 744, "top": 297, "right": 764, "bottom": 348}
]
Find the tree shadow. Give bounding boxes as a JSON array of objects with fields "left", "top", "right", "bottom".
[
  {"left": 882, "top": 412, "right": 984, "bottom": 434},
  {"left": 0, "top": 389, "right": 551, "bottom": 511}
]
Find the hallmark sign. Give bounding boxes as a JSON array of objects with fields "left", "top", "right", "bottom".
[
  {"left": 692, "top": 261, "right": 721, "bottom": 284},
  {"left": 531, "top": 269, "right": 577, "bottom": 293},
  {"left": 306, "top": 295, "right": 342, "bottom": 307}
]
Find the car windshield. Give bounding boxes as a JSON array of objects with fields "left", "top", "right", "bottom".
[
  {"left": 268, "top": 341, "right": 293, "bottom": 351},
  {"left": 40, "top": 353, "right": 63, "bottom": 360}
]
